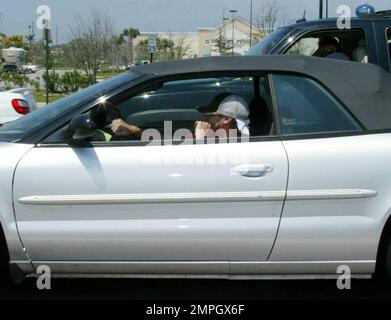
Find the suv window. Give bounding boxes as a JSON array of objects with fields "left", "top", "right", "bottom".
[
  {"left": 285, "top": 29, "right": 368, "bottom": 63},
  {"left": 272, "top": 74, "right": 361, "bottom": 136}
]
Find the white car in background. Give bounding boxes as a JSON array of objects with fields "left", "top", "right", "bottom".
[
  {"left": 0, "top": 88, "right": 37, "bottom": 124},
  {"left": 22, "top": 64, "right": 39, "bottom": 74}
]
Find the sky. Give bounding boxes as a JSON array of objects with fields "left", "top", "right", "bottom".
[{"left": 0, "top": 0, "right": 390, "bottom": 42}]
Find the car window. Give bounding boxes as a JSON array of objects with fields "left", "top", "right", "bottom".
[
  {"left": 44, "top": 73, "right": 279, "bottom": 145},
  {"left": 285, "top": 29, "right": 368, "bottom": 63},
  {"left": 117, "top": 77, "right": 254, "bottom": 125},
  {"left": 247, "top": 27, "right": 292, "bottom": 55},
  {"left": 0, "top": 72, "right": 142, "bottom": 142},
  {"left": 286, "top": 37, "right": 319, "bottom": 56},
  {"left": 112, "top": 77, "right": 256, "bottom": 141},
  {"left": 272, "top": 74, "right": 362, "bottom": 136},
  {"left": 45, "top": 75, "right": 278, "bottom": 144}
]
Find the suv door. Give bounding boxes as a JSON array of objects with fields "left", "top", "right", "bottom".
[{"left": 13, "top": 75, "right": 289, "bottom": 275}]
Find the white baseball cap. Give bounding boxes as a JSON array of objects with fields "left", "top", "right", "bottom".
[{"left": 204, "top": 94, "right": 250, "bottom": 134}]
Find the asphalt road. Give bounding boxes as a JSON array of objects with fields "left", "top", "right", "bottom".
[{"left": 0, "top": 277, "right": 390, "bottom": 300}]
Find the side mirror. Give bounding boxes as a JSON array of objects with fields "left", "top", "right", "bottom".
[{"left": 66, "top": 113, "right": 97, "bottom": 144}]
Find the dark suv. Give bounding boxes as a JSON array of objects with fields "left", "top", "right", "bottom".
[{"left": 248, "top": 11, "right": 391, "bottom": 73}]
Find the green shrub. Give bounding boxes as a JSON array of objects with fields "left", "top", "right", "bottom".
[
  {"left": 0, "top": 71, "right": 30, "bottom": 89},
  {"left": 42, "top": 70, "right": 90, "bottom": 94},
  {"left": 60, "top": 71, "right": 90, "bottom": 93}
]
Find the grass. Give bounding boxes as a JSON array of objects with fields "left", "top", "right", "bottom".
[
  {"left": 33, "top": 71, "right": 125, "bottom": 103},
  {"left": 33, "top": 91, "right": 67, "bottom": 104}
]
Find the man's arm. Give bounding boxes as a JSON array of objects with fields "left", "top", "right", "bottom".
[
  {"left": 194, "top": 121, "right": 214, "bottom": 139},
  {"left": 111, "top": 119, "right": 143, "bottom": 138}
]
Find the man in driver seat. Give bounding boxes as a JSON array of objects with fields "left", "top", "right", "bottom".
[{"left": 111, "top": 94, "right": 250, "bottom": 140}]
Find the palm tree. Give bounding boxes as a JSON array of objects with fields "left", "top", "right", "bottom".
[
  {"left": 112, "top": 34, "right": 125, "bottom": 70},
  {"left": 158, "top": 38, "right": 174, "bottom": 61},
  {"left": 121, "top": 28, "right": 140, "bottom": 64}
]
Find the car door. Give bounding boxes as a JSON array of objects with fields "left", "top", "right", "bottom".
[
  {"left": 13, "top": 75, "right": 288, "bottom": 275},
  {"left": 268, "top": 73, "right": 384, "bottom": 274}
]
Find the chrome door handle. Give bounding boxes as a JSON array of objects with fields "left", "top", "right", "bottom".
[{"left": 231, "top": 164, "right": 273, "bottom": 178}]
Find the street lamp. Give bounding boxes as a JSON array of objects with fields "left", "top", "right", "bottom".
[
  {"left": 319, "top": 0, "right": 323, "bottom": 19},
  {"left": 229, "top": 9, "right": 237, "bottom": 56},
  {"left": 42, "top": 19, "right": 51, "bottom": 105},
  {"left": 223, "top": 17, "right": 229, "bottom": 37},
  {"left": 326, "top": 0, "right": 329, "bottom": 18},
  {"left": 28, "top": 25, "right": 32, "bottom": 64}
]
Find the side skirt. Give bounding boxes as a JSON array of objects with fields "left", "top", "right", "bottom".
[{"left": 12, "top": 260, "right": 375, "bottom": 280}]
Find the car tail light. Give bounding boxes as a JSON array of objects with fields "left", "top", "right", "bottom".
[{"left": 11, "top": 99, "right": 30, "bottom": 115}]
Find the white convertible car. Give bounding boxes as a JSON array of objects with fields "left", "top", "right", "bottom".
[
  {"left": 0, "top": 87, "right": 37, "bottom": 124},
  {"left": 0, "top": 56, "right": 391, "bottom": 283}
]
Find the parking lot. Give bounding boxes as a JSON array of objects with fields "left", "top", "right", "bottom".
[{"left": 1, "top": 278, "right": 391, "bottom": 300}]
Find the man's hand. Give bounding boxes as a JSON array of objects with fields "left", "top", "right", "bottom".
[
  {"left": 111, "top": 119, "right": 142, "bottom": 138},
  {"left": 195, "top": 121, "right": 213, "bottom": 139}
]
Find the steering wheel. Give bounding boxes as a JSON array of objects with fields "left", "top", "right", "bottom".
[
  {"left": 106, "top": 107, "right": 122, "bottom": 124},
  {"left": 104, "top": 107, "right": 135, "bottom": 141}
]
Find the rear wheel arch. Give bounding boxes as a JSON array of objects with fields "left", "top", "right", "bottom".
[
  {"left": 375, "top": 214, "right": 391, "bottom": 277},
  {"left": 0, "top": 222, "right": 10, "bottom": 277}
]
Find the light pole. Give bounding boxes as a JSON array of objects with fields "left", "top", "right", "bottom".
[
  {"left": 223, "top": 17, "right": 229, "bottom": 37},
  {"left": 54, "top": 25, "right": 59, "bottom": 45},
  {"left": 230, "top": 9, "right": 237, "bottom": 56},
  {"left": 319, "top": 0, "right": 323, "bottom": 19},
  {"left": 43, "top": 19, "right": 51, "bottom": 105},
  {"left": 249, "top": 0, "right": 253, "bottom": 48},
  {"left": 28, "top": 25, "right": 32, "bottom": 64},
  {"left": 326, "top": 0, "right": 329, "bottom": 18}
]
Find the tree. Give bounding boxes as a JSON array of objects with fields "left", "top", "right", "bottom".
[
  {"left": 134, "top": 39, "right": 149, "bottom": 62},
  {"left": 134, "top": 36, "right": 180, "bottom": 62},
  {"left": 255, "top": 0, "right": 288, "bottom": 39},
  {"left": 3, "top": 35, "right": 26, "bottom": 49},
  {"left": 111, "top": 34, "right": 125, "bottom": 70},
  {"left": 66, "top": 11, "right": 114, "bottom": 84},
  {"left": 25, "top": 33, "right": 35, "bottom": 63},
  {"left": 158, "top": 38, "right": 175, "bottom": 61},
  {"left": 172, "top": 33, "right": 192, "bottom": 59},
  {"left": 213, "top": 28, "right": 233, "bottom": 56},
  {"left": 121, "top": 28, "right": 140, "bottom": 64}
]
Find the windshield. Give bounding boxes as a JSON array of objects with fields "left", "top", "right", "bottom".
[
  {"left": 0, "top": 71, "right": 142, "bottom": 142},
  {"left": 247, "top": 27, "right": 292, "bottom": 55}
]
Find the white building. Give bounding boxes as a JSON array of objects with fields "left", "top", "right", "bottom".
[{"left": 136, "top": 16, "right": 259, "bottom": 59}]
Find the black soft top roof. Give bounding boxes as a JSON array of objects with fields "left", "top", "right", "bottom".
[{"left": 133, "top": 56, "right": 391, "bottom": 131}]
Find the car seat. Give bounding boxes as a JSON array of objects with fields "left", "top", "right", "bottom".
[
  {"left": 352, "top": 39, "right": 368, "bottom": 63},
  {"left": 248, "top": 96, "right": 270, "bottom": 136}
]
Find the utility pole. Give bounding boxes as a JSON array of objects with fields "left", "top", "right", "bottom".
[
  {"left": 249, "top": 0, "right": 253, "bottom": 48},
  {"left": 43, "top": 19, "right": 51, "bottom": 105},
  {"left": 27, "top": 25, "right": 32, "bottom": 64},
  {"left": 319, "top": 0, "right": 324, "bottom": 19},
  {"left": 230, "top": 10, "right": 237, "bottom": 56},
  {"left": 326, "top": 0, "right": 329, "bottom": 18}
]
